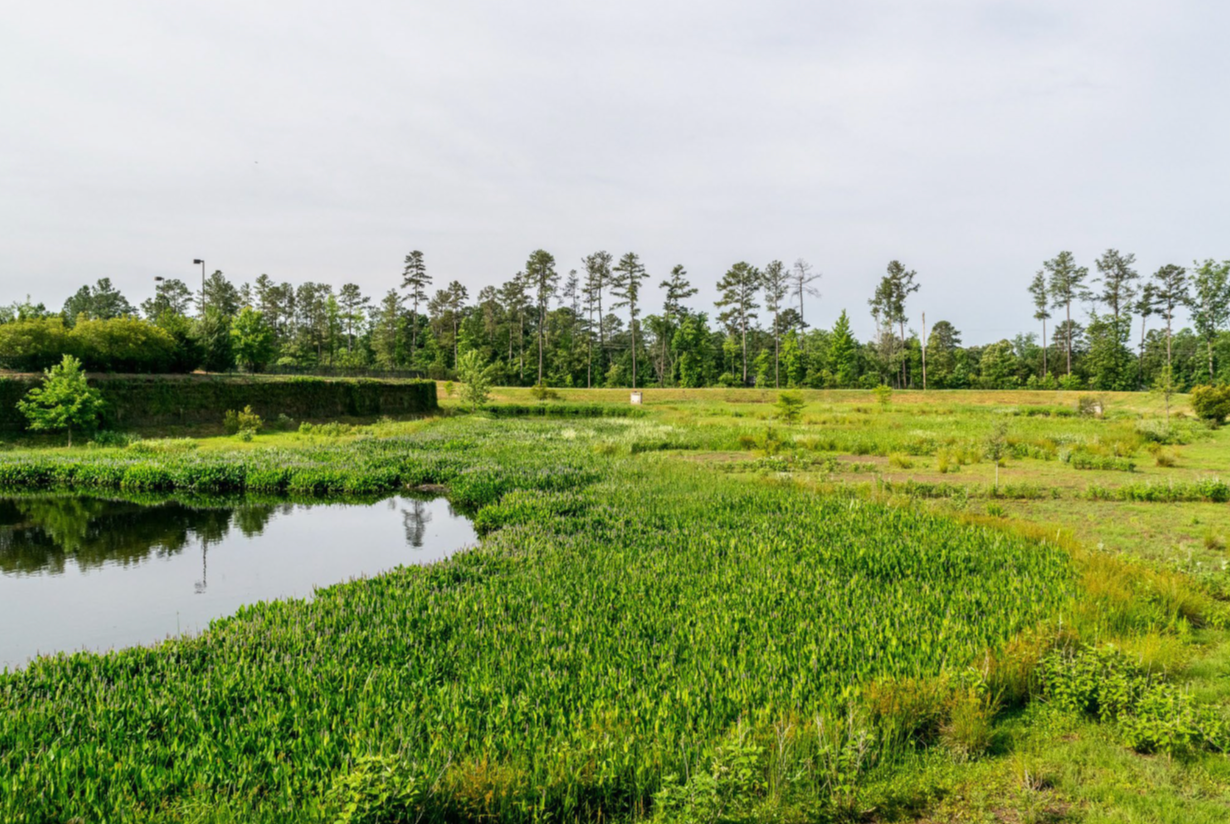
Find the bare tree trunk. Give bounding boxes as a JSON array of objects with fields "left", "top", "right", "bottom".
[
  {"left": 899, "top": 320, "right": 907, "bottom": 388},
  {"left": 921, "top": 312, "right": 927, "bottom": 392},
  {"left": 1042, "top": 318, "right": 1048, "bottom": 379},
  {"left": 1166, "top": 314, "right": 1172, "bottom": 373},
  {"left": 774, "top": 309, "right": 780, "bottom": 389},
  {"left": 630, "top": 313, "right": 638, "bottom": 389},
  {"left": 1138, "top": 314, "right": 1147, "bottom": 388},
  {"left": 740, "top": 318, "right": 748, "bottom": 385},
  {"left": 537, "top": 302, "right": 545, "bottom": 385},
  {"left": 1065, "top": 300, "right": 1072, "bottom": 375}
]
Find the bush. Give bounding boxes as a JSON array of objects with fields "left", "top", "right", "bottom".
[
  {"left": 872, "top": 384, "right": 892, "bottom": 409},
  {"left": 529, "top": 383, "right": 560, "bottom": 402},
  {"left": 1076, "top": 394, "right": 1105, "bottom": 418},
  {"left": 1190, "top": 385, "right": 1230, "bottom": 427},
  {"left": 69, "top": 317, "right": 181, "bottom": 373},
  {"left": 223, "top": 406, "right": 263, "bottom": 435},
  {"left": 0, "top": 317, "right": 73, "bottom": 371},
  {"left": 774, "top": 391, "right": 804, "bottom": 423}
]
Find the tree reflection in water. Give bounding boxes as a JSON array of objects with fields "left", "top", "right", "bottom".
[{"left": 0, "top": 496, "right": 278, "bottom": 576}]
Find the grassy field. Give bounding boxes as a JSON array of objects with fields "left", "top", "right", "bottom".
[{"left": 1, "top": 387, "right": 1229, "bottom": 822}]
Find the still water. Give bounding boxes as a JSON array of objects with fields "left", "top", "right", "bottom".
[{"left": 0, "top": 493, "right": 476, "bottom": 669}]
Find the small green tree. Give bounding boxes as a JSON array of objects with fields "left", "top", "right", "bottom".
[
  {"left": 774, "top": 391, "right": 804, "bottom": 423},
  {"left": 873, "top": 383, "right": 893, "bottom": 409},
  {"left": 456, "top": 350, "right": 493, "bottom": 411},
  {"left": 1150, "top": 366, "right": 1178, "bottom": 423},
  {"left": 984, "top": 420, "right": 1009, "bottom": 491},
  {"left": 17, "top": 354, "right": 104, "bottom": 446}
]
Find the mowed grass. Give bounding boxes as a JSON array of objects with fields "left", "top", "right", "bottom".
[{"left": 0, "top": 387, "right": 1228, "bottom": 822}]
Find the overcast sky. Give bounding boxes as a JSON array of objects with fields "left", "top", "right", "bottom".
[{"left": 3, "top": 1, "right": 1227, "bottom": 343}]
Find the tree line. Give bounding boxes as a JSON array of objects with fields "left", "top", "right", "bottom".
[{"left": 2, "top": 249, "right": 1229, "bottom": 391}]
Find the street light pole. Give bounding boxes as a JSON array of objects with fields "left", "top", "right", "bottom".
[{"left": 193, "top": 259, "right": 205, "bottom": 314}]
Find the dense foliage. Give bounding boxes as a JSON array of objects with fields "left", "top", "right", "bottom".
[
  {"left": 0, "top": 417, "right": 1074, "bottom": 822},
  {"left": 0, "top": 375, "right": 436, "bottom": 434},
  {"left": 6, "top": 254, "right": 1230, "bottom": 391},
  {"left": 15, "top": 355, "right": 104, "bottom": 446}
]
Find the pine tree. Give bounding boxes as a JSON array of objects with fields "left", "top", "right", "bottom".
[
  {"left": 1189, "top": 259, "right": 1230, "bottom": 381},
  {"left": 611, "top": 252, "right": 649, "bottom": 388},
  {"left": 715, "top": 262, "right": 761, "bottom": 385},
  {"left": 830, "top": 310, "right": 857, "bottom": 387},
  {"left": 868, "top": 261, "right": 918, "bottom": 387},
  {"left": 1028, "top": 271, "right": 1051, "bottom": 380},
  {"left": 525, "top": 250, "right": 559, "bottom": 385},
  {"left": 582, "top": 251, "right": 612, "bottom": 386},
  {"left": 762, "top": 260, "right": 789, "bottom": 388},
  {"left": 1093, "top": 249, "right": 1139, "bottom": 319},
  {"left": 790, "top": 258, "right": 821, "bottom": 350},
  {"left": 1044, "top": 251, "right": 1089, "bottom": 376},
  {"left": 660, "top": 264, "right": 697, "bottom": 387},
  {"left": 401, "top": 251, "right": 430, "bottom": 366},
  {"left": 1151, "top": 264, "right": 1188, "bottom": 375}
]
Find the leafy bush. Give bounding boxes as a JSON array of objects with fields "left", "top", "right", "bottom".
[
  {"left": 0, "top": 317, "right": 73, "bottom": 371},
  {"left": 223, "top": 406, "right": 263, "bottom": 436},
  {"left": 1037, "top": 645, "right": 1229, "bottom": 755},
  {"left": 69, "top": 317, "right": 181, "bottom": 373},
  {"left": 529, "top": 383, "right": 560, "bottom": 402},
  {"left": 872, "top": 384, "right": 892, "bottom": 409},
  {"left": 1190, "top": 384, "right": 1230, "bottom": 427}
]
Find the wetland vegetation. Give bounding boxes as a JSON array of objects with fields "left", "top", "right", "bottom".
[{"left": 2, "top": 387, "right": 1230, "bottom": 822}]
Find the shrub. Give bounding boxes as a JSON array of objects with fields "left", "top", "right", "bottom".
[
  {"left": 1076, "top": 394, "right": 1105, "bottom": 418},
  {"left": 0, "top": 317, "right": 73, "bottom": 371},
  {"left": 529, "top": 383, "right": 560, "bottom": 402},
  {"left": 223, "top": 406, "right": 263, "bottom": 436},
  {"left": 88, "top": 430, "right": 138, "bottom": 448},
  {"left": 888, "top": 453, "right": 913, "bottom": 469},
  {"left": 456, "top": 351, "right": 493, "bottom": 411},
  {"left": 872, "top": 384, "right": 892, "bottom": 409},
  {"left": 69, "top": 317, "right": 181, "bottom": 373},
  {"left": 774, "top": 391, "right": 805, "bottom": 423},
  {"left": 1190, "top": 385, "right": 1230, "bottom": 427}
]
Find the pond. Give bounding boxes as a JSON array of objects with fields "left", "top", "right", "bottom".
[{"left": 0, "top": 493, "right": 476, "bottom": 670}]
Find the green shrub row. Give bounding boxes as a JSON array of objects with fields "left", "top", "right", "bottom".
[
  {"left": 0, "top": 316, "right": 193, "bottom": 373},
  {"left": 0, "top": 374, "right": 437, "bottom": 432},
  {"left": 1086, "top": 478, "right": 1230, "bottom": 503}
]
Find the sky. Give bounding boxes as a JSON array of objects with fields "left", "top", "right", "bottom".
[{"left": 3, "top": 1, "right": 1228, "bottom": 344}]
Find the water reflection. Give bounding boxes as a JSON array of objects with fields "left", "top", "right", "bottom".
[
  {"left": 0, "top": 497, "right": 277, "bottom": 576},
  {"left": 0, "top": 493, "right": 475, "bottom": 669}
]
